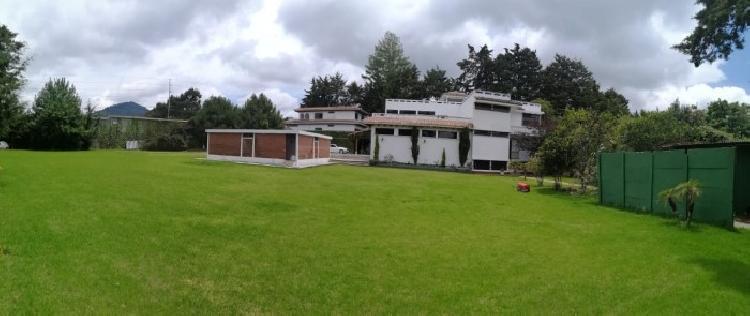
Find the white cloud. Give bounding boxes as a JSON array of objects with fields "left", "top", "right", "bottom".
[{"left": 2, "top": 0, "right": 749, "bottom": 114}]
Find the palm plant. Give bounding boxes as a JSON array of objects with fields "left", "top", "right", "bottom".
[
  {"left": 674, "top": 180, "right": 701, "bottom": 227},
  {"left": 658, "top": 186, "right": 679, "bottom": 216},
  {"left": 659, "top": 180, "right": 702, "bottom": 227}
]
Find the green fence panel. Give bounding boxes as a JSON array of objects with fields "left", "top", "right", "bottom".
[
  {"left": 734, "top": 146, "right": 750, "bottom": 217},
  {"left": 624, "top": 152, "right": 653, "bottom": 212},
  {"left": 687, "top": 147, "right": 735, "bottom": 226},
  {"left": 652, "top": 150, "right": 687, "bottom": 216},
  {"left": 600, "top": 152, "right": 624, "bottom": 207}
]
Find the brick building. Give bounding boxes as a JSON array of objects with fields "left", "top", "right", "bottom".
[{"left": 206, "top": 129, "right": 332, "bottom": 168}]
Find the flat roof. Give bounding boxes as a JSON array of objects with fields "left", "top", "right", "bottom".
[
  {"left": 364, "top": 114, "right": 472, "bottom": 129},
  {"left": 294, "top": 106, "right": 368, "bottom": 113},
  {"left": 205, "top": 129, "right": 333, "bottom": 139}
]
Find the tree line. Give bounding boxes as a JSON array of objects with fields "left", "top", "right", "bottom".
[
  {"left": 300, "top": 32, "right": 629, "bottom": 117},
  {"left": 0, "top": 24, "right": 284, "bottom": 151}
]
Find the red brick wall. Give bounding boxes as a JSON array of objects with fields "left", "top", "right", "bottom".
[
  {"left": 298, "top": 135, "right": 314, "bottom": 159},
  {"left": 208, "top": 132, "right": 241, "bottom": 156},
  {"left": 319, "top": 138, "right": 331, "bottom": 158},
  {"left": 255, "top": 133, "right": 287, "bottom": 159}
]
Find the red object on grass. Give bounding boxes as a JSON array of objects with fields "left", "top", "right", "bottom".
[{"left": 516, "top": 182, "right": 530, "bottom": 192}]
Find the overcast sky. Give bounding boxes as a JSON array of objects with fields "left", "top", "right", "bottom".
[{"left": 2, "top": 0, "right": 750, "bottom": 116}]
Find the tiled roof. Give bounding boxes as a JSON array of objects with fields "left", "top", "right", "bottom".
[{"left": 364, "top": 115, "right": 472, "bottom": 129}]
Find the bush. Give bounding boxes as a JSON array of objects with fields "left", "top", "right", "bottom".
[{"left": 142, "top": 127, "right": 187, "bottom": 151}]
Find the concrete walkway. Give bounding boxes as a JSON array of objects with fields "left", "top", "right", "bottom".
[{"left": 735, "top": 221, "right": 750, "bottom": 229}]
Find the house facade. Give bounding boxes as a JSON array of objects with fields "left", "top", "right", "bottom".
[
  {"left": 205, "top": 129, "right": 331, "bottom": 168},
  {"left": 364, "top": 90, "right": 543, "bottom": 172},
  {"left": 285, "top": 105, "right": 368, "bottom": 132}
]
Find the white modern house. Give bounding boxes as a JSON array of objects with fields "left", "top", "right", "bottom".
[
  {"left": 285, "top": 105, "right": 368, "bottom": 132},
  {"left": 364, "top": 90, "right": 543, "bottom": 172}
]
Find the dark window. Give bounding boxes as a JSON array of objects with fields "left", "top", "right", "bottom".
[
  {"left": 522, "top": 113, "right": 540, "bottom": 126},
  {"left": 490, "top": 160, "right": 507, "bottom": 170},
  {"left": 314, "top": 113, "right": 323, "bottom": 119},
  {"left": 475, "top": 102, "right": 493, "bottom": 111},
  {"left": 473, "top": 160, "right": 490, "bottom": 170},
  {"left": 400, "top": 110, "right": 416, "bottom": 115},
  {"left": 438, "top": 131, "right": 457, "bottom": 139},
  {"left": 386, "top": 110, "right": 398, "bottom": 114},
  {"left": 376, "top": 128, "right": 394, "bottom": 135},
  {"left": 491, "top": 131, "right": 509, "bottom": 138},
  {"left": 242, "top": 133, "right": 253, "bottom": 138},
  {"left": 474, "top": 130, "right": 508, "bottom": 138},
  {"left": 421, "top": 130, "right": 436, "bottom": 138},
  {"left": 327, "top": 124, "right": 335, "bottom": 127},
  {"left": 328, "top": 111, "right": 335, "bottom": 114},
  {"left": 417, "top": 111, "right": 436, "bottom": 115},
  {"left": 398, "top": 129, "right": 413, "bottom": 136},
  {"left": 475, "top": 102, "right": 510, "bottom": 113}
]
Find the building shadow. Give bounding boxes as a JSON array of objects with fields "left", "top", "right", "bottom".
[{"left": 690, "top": 258, "right": 750, "bottom": 296}]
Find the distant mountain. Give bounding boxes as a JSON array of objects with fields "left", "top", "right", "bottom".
[{"left": 95, "top": 101, "right": 147, "bottom": 117}]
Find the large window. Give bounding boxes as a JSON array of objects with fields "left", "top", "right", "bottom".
[
  {"left": 522, "top": 113, "right": 541, "bottom": 126},
  {"left": 417, "top": 111, "right": 436, "bottom": 115},
  {"left": 386, "top": 109, "right": 398, "bottom": 114},
  {"left": 475, "top": 102, "right": 510, "bottom": 113},
  {"left": 398, "top": 129, "right": 413, "bottom": 137},
  {"left": 438, "top": 130, "right": 457, "bottom": 139},
  {"left": 473, "top": 130, "right": 508, "bottom": 138},
  {"left": 473, "top": 160, "right": 507, "bottom": 170},
  {"left": 421, "top": 129, "right": 436, "bottom": 138},
  {"left": 376, "top": 128, "right": 394, "bottom": 135},
  {"left": 400, "top": 110, "right": 416, "bottom": 115},
  {"left": 314, "top": 113, "right": 323, "bottom": 119}
]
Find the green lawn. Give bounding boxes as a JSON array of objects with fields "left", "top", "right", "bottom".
[{"left": 1, "top": 151, "right": 749, "bottom": 314}]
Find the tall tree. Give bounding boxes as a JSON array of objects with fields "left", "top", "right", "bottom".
[
  {"left": 706, "top": 99, "right": 749, "bottom": 138},
  {"left": 346, "top": 82, "right": 365, "bottom": 105},
  {"left": 187, "top": 96, "right": 239, "bottom": 146},
  {"left": 540, "top": 54, "right": 600, "bottom": 115},
  {"left": 674, "top": 0, "right": 750, "bottom": 66},
  {"left": 456, "top": 44, "right": 495, "bottom": 92},
  {"left": 301, "top": 73, "right": 351, "bottom": 107},
  {"left": 593, "top": 88, "right": 630, "bottom": 116},
  {"left": 147, "top": 88, "right": 202, "bottom": 119},
  {"left": 362, "top": 31, "right": 420, "bottom": 113},
  {"left": 240, "top": 93, "right": 283, "bottom": 129},
  {"left": 494, "top": 43, "right": 543, "bottom": 100},
  {"left": 29, "top": 78, "right": 93, "bottom": 150},
  {"left": 0, "top": 25, "right": 28, "bottom": 142},
  {"left": 418, "top": 66, "right": 452, "bottom": 99}
]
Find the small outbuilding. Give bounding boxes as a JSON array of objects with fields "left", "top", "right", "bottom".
[{"left": 206, "top": 129, "right": 332, "bottom": 168}]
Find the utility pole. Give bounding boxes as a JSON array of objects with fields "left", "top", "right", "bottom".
[{"left": 167, "top": 78, "right": 172, "bottom": 119}]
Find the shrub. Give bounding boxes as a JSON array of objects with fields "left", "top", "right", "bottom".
[
  {"left": 142, "top": 127, "right": 187, "bottom": 152},
  {"left": 458, "top": 128, "right": 470, "bottom": 167},
  {"left": 440, "top": 148, "right": 446, "bottom": 168}
]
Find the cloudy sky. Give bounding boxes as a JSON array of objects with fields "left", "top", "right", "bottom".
[{"left": 2, "top": 0, "right": 750, "bottom": 116}]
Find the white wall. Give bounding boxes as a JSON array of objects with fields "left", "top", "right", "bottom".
[
  {"left": 385, "top": 100, "right": 473, "bottom": 118},
  {"left": 472, "top": 136, "right": 509, "bottom": 161},
  {"left": 418, "top": 137, "right": 460, "bottom": 167},
  {"left": 376, "top": 135, "right": 412, "bottom": 162},
  {"left": 472, "top": 109, "right": 512, "bottom": 132}
]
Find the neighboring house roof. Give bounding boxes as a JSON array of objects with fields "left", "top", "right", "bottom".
[
  {"left": 285, "top": 119, "right": 367, "bottom": 126},
  {"left": 295, "top": 106, "right": 368, "bottom": 114},
  {"left": 98, "top": 115, "right": 188, "bottom": 123},
  {"left": 364, "top": 114, "right": 473, "bottom": 129},
  {"left": 205, "top": 129, "right": 333, "bottom": 139}
]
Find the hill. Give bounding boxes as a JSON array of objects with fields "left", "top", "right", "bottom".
[{"left": 95, "top": 101, "right": 147, "bottom": 117}]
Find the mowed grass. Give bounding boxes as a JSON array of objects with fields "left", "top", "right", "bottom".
[{"left": 1, "top": 151, "right": 750, "bottom": 314}]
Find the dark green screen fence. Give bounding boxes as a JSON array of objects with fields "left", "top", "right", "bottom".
[{"left": 599, "top": 147, "right": 742, "bottom": 227}]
